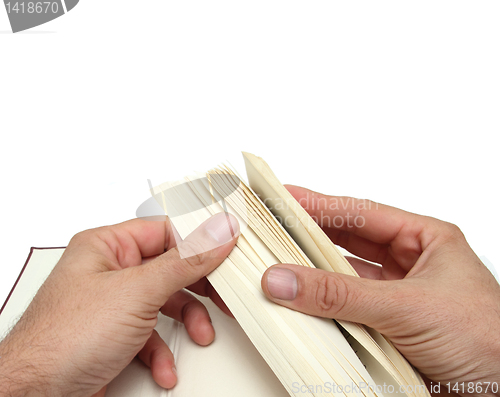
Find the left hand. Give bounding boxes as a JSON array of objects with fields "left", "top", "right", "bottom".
[{"left": 0, "top": 213, "right": 239, "bottom": 397}]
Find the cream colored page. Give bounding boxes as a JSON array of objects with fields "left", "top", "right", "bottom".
[
  {"left": 107, "top": 297, "right": 288, "bottom": 397},
  {"left": 160, "top": 296, "right": 289, "bottom": 397},
  {"left": 105, "top": 358, "right": 166, "bottom": 396}
]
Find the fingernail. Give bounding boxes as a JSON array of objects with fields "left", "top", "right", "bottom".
[
  {"left": 171, "top": 366, "right": 177, "bottom": 377},
  {"left": 267, "top": 268, "right": 298, "bottom": 300},
  {"left": 205, "top": 213, "right": 240, "bottom": 244}
]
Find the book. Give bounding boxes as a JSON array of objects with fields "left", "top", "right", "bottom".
[{"left": 0, "top": 153, "right": 430, "bottom": 397}]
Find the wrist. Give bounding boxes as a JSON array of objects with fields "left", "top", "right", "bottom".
[{"left": 463, "top": 327, "right": 500, "bottom": 397}]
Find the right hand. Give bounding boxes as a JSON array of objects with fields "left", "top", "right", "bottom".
[{"left": 261, "top": 185, "right": 500, "bottom": 396}]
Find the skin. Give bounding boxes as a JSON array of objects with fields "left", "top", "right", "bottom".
[
  {"left": 0, "top": 213, "right": 239, "bottom": 397},
  {"left": 1, "top": 186, "right": 499, "bottom": 397},
  {"left": 262, "top": 185, "right": 500, "bottom": 397}
]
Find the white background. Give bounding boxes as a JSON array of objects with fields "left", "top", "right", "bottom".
[{"left": 1, "top": 1, "right": 499, "bottom": 307}]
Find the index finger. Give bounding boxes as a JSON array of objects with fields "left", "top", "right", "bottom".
[
  {"left": 285, "top": 185, "right": 438, "bottom": 270},
  {"left": 72, "top": 216, "right": 179, "bottom": 271}
]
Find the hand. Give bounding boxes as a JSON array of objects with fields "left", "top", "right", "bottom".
[
  {"left": 261, "top": 185, "right": 500, "bottom": 397},
  {"left": 0, "top": 213, "right": 239, "bottom": 397}
]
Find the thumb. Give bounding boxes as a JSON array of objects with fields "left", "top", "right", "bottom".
[
  {"left": 261, "top": 264, "right": 413, "bottom": 331},
  {"left": 133, "top": 212, "right": 240, "bottom": 307}
]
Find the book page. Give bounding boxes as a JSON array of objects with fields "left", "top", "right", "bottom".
[{"left": 107, "top": 296, "right": 289, "bottom": 397}]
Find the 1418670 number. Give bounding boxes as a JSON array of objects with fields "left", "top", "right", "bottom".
[{"left": 5, "top": 2, "right": 59, "bottom": 14}]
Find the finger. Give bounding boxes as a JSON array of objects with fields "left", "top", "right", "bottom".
[
  {"left": 261, "top": 264, "right": 414, "bottom": 332},
  {"left": 133, "top": 212, "right": 240, "bottom": 307},
  {"left": 187, "top": 278, "right": 233, "bottom": 317},
  {"left": 285, "top": 184, "right": 432, "bottom": 270},
  {"left": 161, "top": 290, "right": 215, "bottom": 346},
  {"left": 137, "top": 330, "right": 177, "bottom": 389},
  {"left": 66, "top": 216, "right": 179, "bottom": 272},
  {"left": 284, "top": 184, "right": 411, "bottom": 242}
]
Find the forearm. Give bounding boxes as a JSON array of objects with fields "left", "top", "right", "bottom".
[{"left": 0, "top": 332, "right": 59, "bottom": 397}]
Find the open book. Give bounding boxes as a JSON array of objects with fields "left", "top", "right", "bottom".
[{"left": 0, "top": 153, "right": 430, "bottom": 397}]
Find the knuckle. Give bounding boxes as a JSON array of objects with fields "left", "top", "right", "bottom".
[
  {"left": 69, "top": 228, "right": 95, "bottom": 245},
  {"left": 181, "top": 298, "right": 205, "bottom": 321},
  {"left": 71, "top": 225, "right": 112, "bottom": 244},
  {"left": 439, "top": 221, "right": 465, "bottom": 242},
  {"left": 183, "top": 252, "right": 206, "bottom": 268},
  {"left": 178, "top": 239, "right": 210, "bottom": 268},
  {"left": 314, "top": 275, "right": 349, "bottom": 317}
]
